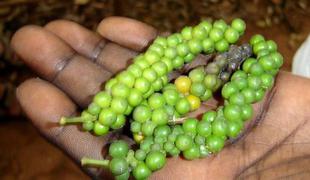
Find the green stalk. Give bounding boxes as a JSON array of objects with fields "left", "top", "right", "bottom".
[{"left": 81, "top": 157, "right": 110, "bottom": 168}]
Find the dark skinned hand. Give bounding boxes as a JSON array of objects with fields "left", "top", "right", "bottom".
[{"left": 11, "top": 17, "right": 310, "bottom": 179}]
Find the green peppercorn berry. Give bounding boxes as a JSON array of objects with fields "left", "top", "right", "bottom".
[
  {"left": 202, "top": 38, "right": 215, "bottom": 53},
  {"left": 163, "top": 89, "right": 180, "bottom": 106},
  {"left": 176, "top": 43, "right": 190, "bottom": 57},
  {"left": 197, "top": 120, "right": 212, "bottom": 137},
  {"left": 224, "top": 27, "right": 239, "bottom": 43},
  {"left": 183, "top": 144, "right": 200, "bottom": 160},
  {"left": 261, "top": 73, "right": 274, "bottom": 89},
  {"left": 109, "top": 140, "right": 129, "bottom": 158},
  {"left": 270, "top": 52, "right": 283, "bottom": 68},
  {"left": 111, "top": 115, "right": 126, "bottom": 129},
  {"left": 109, "top": 157, "right": 128, "bottom": 175},
  {"left": 93, "top": 91, "right": 111, "bottom": 108},
  {"left": 164, "top": 141, "right": 175, "bottom": 152},
  {"left": 257, "top": 49, "right": 270, "bottom": 58},
  {"left": 143, "top": 68, "right": 157, "bottom": 82},
  {"left": 188, "top": 39, "right": 203, "bottom": 54},
  {"left": 190, "top": 82, "right": 206, "bottom": 97},
  {"left": 111, "top": 97, "right": 128, "bottom": 114},
  {"left": 212, "top": 119, "right": 228, "bottom": 137},
  {"left": 241, "top": 87, "right": 256, "bottom": 104},
  {"left": 231, "top": 18, "right": 246, "bottom": 34},
  {"left": 145, "top": 151, "right": 166, "bottom": 171},
  {"left": 215, "top": 39, "right": 229, "bottom": 52},
  {"left": 232, "top": 78, "right": 248, "bottom": 90},
  {"left": 135, "top": 149, "right": 147, "bottom": 161},
  {"left": 152, "top": 108, "right": 169, "bottom": 125},
  {"left": 140, "top": 137, "right": 154, "bottom": 152},
  {"left": 162, "top": 57, "right": 173, "bottom": 72},
  {"left": 224, "top": 104, "right": 242, "bottom": 121},
  {"left": 266, "top": 40, "right": 277, "bottom": 52},
  {"left": 227, "top": 120, "right": 243, "bottom": 138},
  {"left": 143, "top": 86, "right": 154, "bottom": 99},
  {"left": 222, "top": 82, "right": 239, "bottom": 99},
  {"left": 167, "top": 34, "right": 180, "bottom": 47},
  {"left": 105, "top": 78, "right": 118, "bottom": 92},
  {"left": 127, "top": 89, "right": 143, "bottom": 107},
  {"left": 145, "top": 50, "right": 160, "bottom": 65},
  {"left": 199, "top": 20, "right": 212, "bottom": 34},
  {"left": 154, "top": 36, "right": 167, "bottom": 47},
  {"left": 242, "top": 58, "right": 257, "bottom": 73},
  {"left": 204, "top": 74, "right": 218, "bottom": 89},
  {"left": 154, "top": 125, "right": 171, "bottom": 137},
  {"left": 152, "top": 78, "right": 163, "bottom": 91},
  {"left": 133, "top": 162, "right": 151, "bottom": 180},
  {"left": 213, "top": 19, "right": 228, "bottom": 32},
  {"left": 149, "top": 43, "right": 165, "bottom": 56},
  {"left": 135, "top": 58, "right": 149, "bottom": 70},
  {"left": 231, "top": 70, "right": 247, "bottom": 80},
  {"left": 183, "top": 118, "right": 198, "bottom": 135},
  {"left": 241, "top": 104, "right": 253, "bottom": 120},
  {"left": 202, "top": 110, "right": 217, "bottom": 122},
  {"left": 134, "top": 77, "right": 151, "bottom": 93},
  {"left": 175, "top": 98, "right": 191, "bottom": 115},
  {"left": 99, "top": 108, "right": 117, "bottom": 126},
  {"left": 205, "top": 62, "right": 220, "bottom": 74},
  {"left": 133, "top": 105, "right": 152, "bottom": 123},
  {"left": 248, "top": 75, "right": 262, "bottom": 90},
  {"left": 169, "top": 147, "right": 181, "bottom": 156},
  {"left": 189, "top": 67, "right": 205, "bottom": 82},
  {"left": 255, "top": 89, "right": 265, "bottom": 102},
  {"left": 192, "top": 25, "right": 207, "bottom": 40},
  {"left": 82, "top": 120, "right": 94, "bottom": 131},
  {"left": 164, "top": 47, "right": 177, "bottom": 59},
  {"left": 150, "top": 143, "right": 162, "bottom": 151},
  {"left": 206, "top": 135, "right": 225, "bottom": 153},
  {"left": 87, "top": 102, "right": 101, "bottom": 115},
  {"left": 181, "top": 26, "right": 192, "bottom": 40},
  {"left": 250, "top": 34, "right": 265, "bottom": 46},
  {"left": 93, "top": 122, "right": 109, "bottom": 136},
  {"left": 184, "top": 53, "right": 195, "bottom": 63},
  {"left": 111, "top": 83, "right": 130, "bottom": 98},
  {"left": 249, "top": 62, "right": 264, "bottom": 76},
  {"left": 130, "top": 121, "right": 141, "bottom": 133},
  {"left": 152, "top": 62, "right": 168, "bottom": 77},
  {"left": 258, "top": 55, "right": 275, "bottom": 71},
  {"left": 141, "top": 121, "right": 156, "bottom": 136},
  {"left": 229, "top": 92, "right": 246, "bottom": 105},
  {"left": 201, "top": 88, "right": 213, "bottom": 101},
  {"left": 172, "top": 56, "right": 185, "bottom": 69},
  {"left": 175, "top": 134, "right": 193, "bottom": 151},
  {"left": 209, "top": 27, "right": 224, "bottom": 42},
  {"left": 148, "top": 93, "right": 166, "bottom": 109},
  {"left": 253, "top": 41, "right": 268, "bottom": 55},
  {"left": 117, "top": 71, "right": 135, "bottom": 88}
]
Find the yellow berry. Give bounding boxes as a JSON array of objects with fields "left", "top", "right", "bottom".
[
  {"left": 186, "top": 94, "right": 201, "bottom": 110},
  {"left": 175, "top": 76, "right": 192, "bottom": 94},
  {"left": 133, "top": 133, "right": 144, "bottom": 144}
]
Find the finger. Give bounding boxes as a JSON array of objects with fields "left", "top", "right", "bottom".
[
  {"left": 45, "top": 20, "right": 137, "bottom": 73},
  {"left": 97, "top": 16, "right": 157, "bottom": 51},
  {"left": 16, "top": 78, "right": 114, "bottom": 178},
  {"left": 45, "top": 20, "right": 105, "bottom": 60},
  {"left": 11, "top": 25, "right": 112, "bottom": 107}
]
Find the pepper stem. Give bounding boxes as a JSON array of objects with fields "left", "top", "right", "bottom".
[
  {"left": 59, "top": 116, "right": 96, "bottom": 126},
  {"left": 81, "top": 157, "right": 110, "bottom": 167}
]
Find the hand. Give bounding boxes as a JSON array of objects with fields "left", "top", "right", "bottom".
[{"left": 12, "top": 17, "right": 310, "bottom": 179}]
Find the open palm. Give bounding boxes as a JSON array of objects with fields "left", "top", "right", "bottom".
[{"left": 12, "top": 17, "right": 310, "bottom": 179}]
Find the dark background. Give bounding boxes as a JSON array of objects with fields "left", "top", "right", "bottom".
[{"left": 0, "top": 0, "right": 309, "bottom": 179}]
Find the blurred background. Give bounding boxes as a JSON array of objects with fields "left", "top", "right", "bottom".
[{"left": 0, "top": 0, "right": 309, "bottom": 179}]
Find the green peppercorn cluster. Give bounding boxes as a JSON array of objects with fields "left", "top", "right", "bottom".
[{"left": 60, "top": 18, "right": 283, "bottom": 180}]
